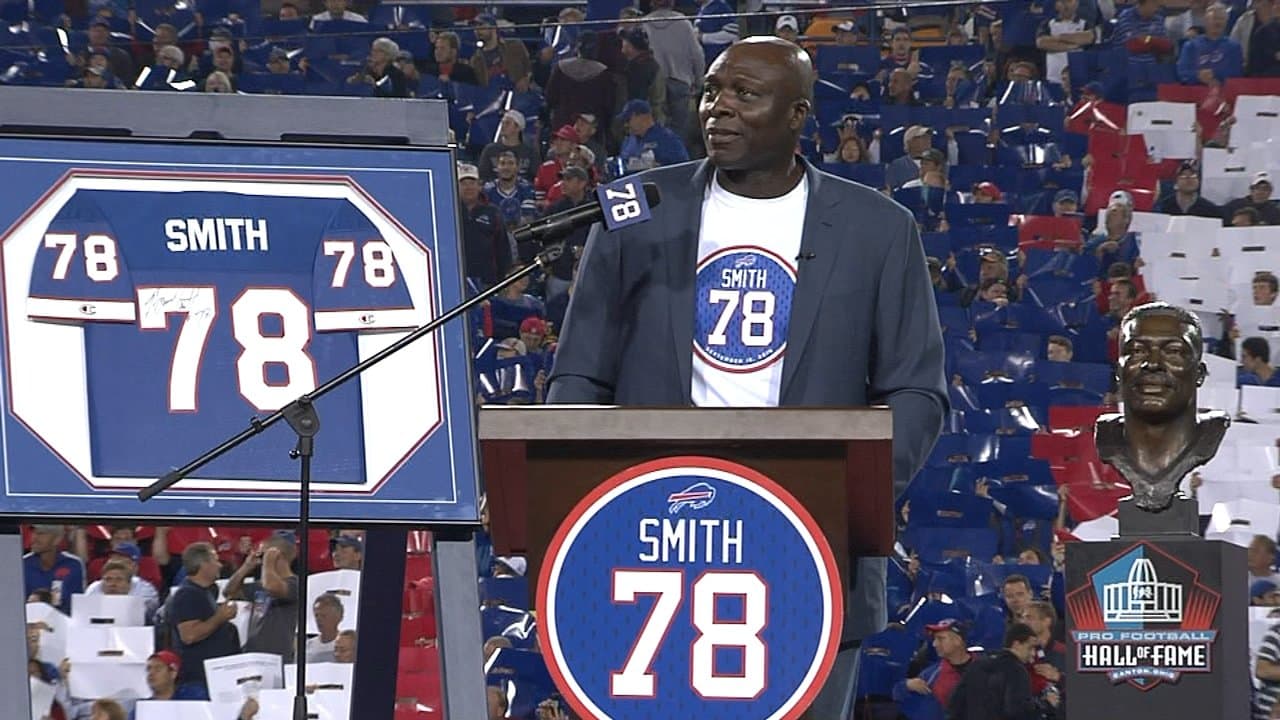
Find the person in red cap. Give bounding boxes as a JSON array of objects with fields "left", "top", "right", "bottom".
[
  {"left": 519, "top": 316, "right": 550, "bottom": 355},
  {"left": 133, "top": 650, "right": 260, "bottom": 719},
  {"left": 534, "top": 125, "right": 581, "bottom": 203},
  {"left": 973, "top": 181, "right": 1003, "bottom": 204},
  {"left": 899, "top": 618, "right": 977, "bottom": 708}
]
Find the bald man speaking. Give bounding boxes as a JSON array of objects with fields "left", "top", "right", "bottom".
[{"left": 548, "top": 37, "right": 947, "bottom": 714}]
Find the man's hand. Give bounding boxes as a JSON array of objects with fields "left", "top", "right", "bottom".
[
  {"left": 905, "top": 677, "right": 931, "bottom": 694},
  {"left": 239, "top": 697, "right": 259, "bottom": 720},
  {"left": 262, "top": 546, "right": 281, "bottom": 568},
  {"left": 1197, "top": 68, "right": 1216, "bottom": 86},
  {"left": 1045, "top": 686, "right": 1061, "bottom": 708},
  {"left": 218, "top": 602, "right": 238, "bottom": 622},
  {"left": 1034, "top": 663, "right": 1062, "bottom": 682},
  {"left": 58, "top": 658, "right": 70, "bottom": 677},
  {"left": 976, "top": 478, "right": 991, "bottom": 498}
]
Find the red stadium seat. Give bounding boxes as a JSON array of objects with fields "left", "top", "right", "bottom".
[
  {"left": 405, "top": 553, "right": 433, "bottom": 582},
  {"left": 1157, "top": 83, "right": 1212, "bottom": 104},
  {"left": 1223, "top": 77, "right": 1280, "bottom": 105},
  {"left": 163, "top": 526, "right": 218, "bottom": 553},
  {"left": 1017, "top": 215, "right": 1083, "bottom": 251},
  {"left": 1030, "top": 431, "right": 1096, "bottom": 462},
  {"left": 405, "top": 531, "right": 432, "bottom": 555},
  {"left": 396, "top": 646, "right": 443, "bottom": 705},
  {"left": 403, "top": 577, "right": 435, "bottom": 615},
  {"left": 400, "top": 611, "right": 438, "bottom": 646}
]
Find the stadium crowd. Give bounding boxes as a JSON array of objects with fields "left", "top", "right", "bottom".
[{"left": 7, "top": 0, "right": 1280, "bottom": 717}]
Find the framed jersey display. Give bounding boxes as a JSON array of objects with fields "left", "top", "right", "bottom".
[{"left": 0, "top": 137, "right": 479, "bottom": 523}]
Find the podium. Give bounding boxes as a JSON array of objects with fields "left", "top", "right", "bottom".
[{"left": 478, "top": 406, "right": 894, "bottom": 609}]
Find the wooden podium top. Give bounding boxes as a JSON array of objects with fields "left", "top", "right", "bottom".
[{"left": 478, "top": 406, "right": 893, "bottom": 441}]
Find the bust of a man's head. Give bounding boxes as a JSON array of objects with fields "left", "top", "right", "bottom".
[{"left": 1116, "top": 302, "right": 1205, "bottom": 421}]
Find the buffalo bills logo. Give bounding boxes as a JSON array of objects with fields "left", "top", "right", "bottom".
[
  {"left": 733, "top": 255, "right": 757, "bottom": 269},
  {"left": 667, "top": 482, "right": 716, "bottom": 514}
]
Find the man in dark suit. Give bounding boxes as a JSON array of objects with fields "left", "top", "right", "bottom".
[{"left": 548, "top": 36, "right": 946, "bottom": 715}]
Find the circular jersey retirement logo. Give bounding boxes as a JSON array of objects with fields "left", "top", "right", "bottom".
[
  {"left": 693, "top": 246, "right": 796, "bottom": 373},
  {"left": 538, "top": 457, "right": 843, "bottom": 720}
]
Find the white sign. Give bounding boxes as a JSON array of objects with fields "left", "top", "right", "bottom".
[
  {"left": 305, "top": 569, "right": 361, "bottom": 635},
  {"left": 204, "top": 652, "right": 284, "bottom": 706}
]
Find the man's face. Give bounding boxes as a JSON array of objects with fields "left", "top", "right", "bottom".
[
  {"left": 888, "top": 70, "right": 912, "bottom": 98},
  {"left": 699, "top": 42, "right": 808, "bottom": 172},
  {"left": 89, "top": 25, "right": 108, "bottom": 46},
  {"left": 835, "top": 29, "right": 857, "bottom": 46},
  {"left": 1019, "top": 610, "right": 1052, "bottom": 637},
  {"left": 268, "top": 55, "right": 289, "bottom": 74},
  {"left": 30, "top": 529, "right": 57, "bottom": 554},
  {"left": 1253, "top": 279, "right": 1278, "bottom": 305},
  {"left": 776, "top": 27, "right": 797, "bottom": 43},
  {"left": 334, "top": 635, "right": 355, "bottom": 662},
  {"left": 520, "top": 328, "right": 545, "bottom": 349},
  {"left": 906, "top": 133, "right": 930, "bottom": 157},
  {"left": 213, "top": 49, "right": 234, "bottom": 72},
  {"left": 552, "top": 137, "right": 573, "bottom": 157},
  {"left": 1138, "top": 0, "right": 1157, "bottom": 18},
  {"left": 496, "top": 154, "right": 517, "bottom": 180},
  {"left": 1206, "top": 7, "right": 1228, "bottom": 37},
  {"left": 978, "top": 256, "right": 1007, "bottom": 282},
  {"left": 1176, "top": 169, "right": 1200, "bottom": 194},
  {"left": 458, "top": 178, "right": 480, "bottom": 203},
  {"left": 574, "top": 117, "right": 596, "bottom": 142},
  {"left": 1054, "top": 198, "right": 1078, "bottom": 216},
  {"left": 333, "top": 545, "right": 361, "bottom": 569},
  {"left": 1105, "top": 204, "right": 1132, "bottom": 236},
  {"left": 1047, "top": 341, "right": 1072, "bottom": 362},
  {"left": 891, "top": 32, "right": 911, "bottom": 57},
  {"left": 1249, "top": 538, "right": 1273, "bottom": 569},
  {"left": 1251, "top": 181, "right": 1273, "bottom": 204},
  {"left": 931, "top": 629, "right": 964, "bottom": 657},
  {"left": 324, "top": 0, "right": 347, "bottom": 15},
  {"left": 626, "top": 112, "right": 649, "bottom": 136},
  {"left": 145, "top": 659, "right": 176, "bottom": 694},
  {"left": 279, "top": 4, "right": 298, "bottom": 18},
  {"left": 101, "top": 568, "right": 130, "bottom": 595},
  {"left": 1118, "top": 313, "right": 1203, "bottom": 422},
  {"left": 26, "top": 624, "right": 39, "bottom": 657},
  {"left": 562, "top": 175, "right": 587, "bottom": 199},
  {"left": 1009, "top": 63, "right": 1033, "bottom": 82},
  {"left": 1057, "top": 0, "right": 1078, "bottom": 18},
  {"left": 474, "top": 23, "right": 494, "bottom": 44},
  {"left": 1109, "top": 283, "right": 1135, "bottom": 315},
  {"left": 981, "top": 281, "right": 1009, "bottom": 303},
  {"left": 313, "top": 600, "right": 342, "bottom": 631},
  {"left": 1010, "top": 639, "right": 1037, "bottom": 663},
  {"left": 434, "top": 37, "right": 456, "bottom": 64},
  {"left": 153, "top": 27, "right": 175, "bottom": 49},
  {"left": 620, "top": 38, "right": 638, "bottom": 60},
  {"left": 499, "top": 116, "right": 520, "bottom": 137},
  {"left": 1003, "top": 582, "right": 1032, "bottom": 613}
]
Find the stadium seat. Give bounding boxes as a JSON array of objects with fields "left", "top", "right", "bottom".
[
  {"left": 405, "top": 553, "right": 432, "bottom": 581},
  {"left": 404, "top": 577, "right": 435, "bottom": 616},
  {"left": 1017, "top": 215, "right": 1082, "bottom": 251},
  {"left": 400, "top": 611, "right": 438, "bottom": 646},
  {"left": 405, "top": 531, "right": 432, "bottom": 555}
]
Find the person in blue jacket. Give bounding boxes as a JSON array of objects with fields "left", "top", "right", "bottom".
[
  {"left": 695, "top": 0, "right": 738, "bottom": 67},
  {"left": 1177, "top": 3, "right": 1244, "bottom": 85},
  {"left": 617, "top": 99, "right": 690, "bottom": 174}
]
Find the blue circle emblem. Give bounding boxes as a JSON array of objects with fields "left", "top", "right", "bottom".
[
  {"left": 693, "top": 246, "right": 796, "bottom": 373},
  {"left": 538, "top": 457, "right": 843, "bottom": 720}
]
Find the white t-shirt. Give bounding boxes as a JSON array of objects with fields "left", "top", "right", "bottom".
[
  {"left": 691, "top": 173, "right": 807, "bottom": 407},
  {"left": 306, "top": 635, "right": 337, "bottom": 662},
  {"left": 1044, "top": 17, "right": 1091, "bottom": 86}
]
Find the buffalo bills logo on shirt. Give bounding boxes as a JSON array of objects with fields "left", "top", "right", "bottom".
[
  {"left": 667, "top": 482, "right": 716, "bottom": 514},
  {"left": 693, "top": 246, "right": 796, "bottom": 373}
]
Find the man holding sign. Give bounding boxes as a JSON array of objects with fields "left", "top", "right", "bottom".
[{"left": 549, "top": 36, "right": 946, "bottom": 714}]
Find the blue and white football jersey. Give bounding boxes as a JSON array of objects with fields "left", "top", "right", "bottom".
[{"left": 26, "top": 189, "right": 417, "bottom": 482}]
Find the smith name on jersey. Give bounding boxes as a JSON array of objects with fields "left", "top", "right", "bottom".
[{"left": 26, "top": 189, "right": 418, "bottom": 483}]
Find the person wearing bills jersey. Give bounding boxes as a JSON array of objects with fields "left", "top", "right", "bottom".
[{"left": 548, "top": 36, "right": 947, "bottom": 714}]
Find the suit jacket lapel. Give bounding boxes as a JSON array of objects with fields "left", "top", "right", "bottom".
[
  {"left": 666, "top": 159, "right": 712, "bottom": 404},
  {"left": 780, "top": 163, "right": 842, "bottom": 402}
]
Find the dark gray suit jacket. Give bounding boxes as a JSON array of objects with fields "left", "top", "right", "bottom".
[{"left": 546, "top": 157, "right": 947, "bottom": 639}]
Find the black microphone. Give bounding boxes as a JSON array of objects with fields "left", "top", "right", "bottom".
[
  {"left": 510, "top": 182, "right": 662, "bottom": 244},
  {"left": 797, "top": 252, "right": 817, "bottom": 260}
]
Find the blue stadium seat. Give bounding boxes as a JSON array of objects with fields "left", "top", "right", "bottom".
[
  {"left": 989, "top": 483, "right": 1059, "bottom": 520},
  {"left": 953, "top": 351, "right": 1036, "bottom": 385},
  {"left": 486, "top": 648, "right": 556, "bottom": 719},
  {"left": 952, "top": 129, "right": 989, "bottom": 166},
  {"left": 903, "top": 464, "right": 976, "bottom": 506},
  {"left": 909, "top": 491, "right": 996, "bottom": 529},
  {"left": 480, "top": 576, "right": 530, "bottom": 610},
  {"left": 955, "top": 594, "right": 1005, "bottom": 650},
  {"left": 1024, "top": 274, "right": 1094, "bottom": 308},
  {"left": 815, "top": 45, "right": 881, "bottom": 76},
  {"left": 914, "top": 559, "right": 970, "bottom": 602},
  {"left": 972, "top": 457, "right": 1055, "bottom": 488},
  {"left": 944, "top": 202, "right": 1011, "bottom": 228},
  {"left": 925, "top": 433, "right": 973, "bottom": 467},
  {"left": 919, "top": 45, "right": 984, "bottom": 71},
  {"left": 976, "top": 329, "right": 1041, "bottom": 356},
  {"left": 906, "top": 527, "right": 999, "bottom": 564},
  {"left": 237, "top": 72, "right": 305, "bottom": 95},
  {"left": 856, "top": 628, "right": 918, "bottom": 699},
  {"left": 823, "top": 162, "right": 886, "bottom": 189},
  {"left": 966, "top": 561, "right": 1053, "bottom": 599},
  {"left": 1037, "top": 361, "right": 1113, "bottom": 394}
]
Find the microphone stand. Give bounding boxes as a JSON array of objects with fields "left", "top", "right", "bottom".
[{"left": 138, "top": 237, "right": 567, "bottom": 720}]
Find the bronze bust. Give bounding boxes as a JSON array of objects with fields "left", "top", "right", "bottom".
[{"left": 1095, "top": 303, "right": 1229, "bottom": 512}]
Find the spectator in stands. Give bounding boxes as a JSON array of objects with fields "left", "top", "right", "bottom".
[
  {"left": 154, "top": 45, "right": 186, "bottom": 78},
  {"left": 1107, "top": 278, "right": 1140, "bottom": 324},
  {"left": 169, "top": 542, "right": 239, "bottom": 698},
  {"left": 695, "top": 0, "right": 738, "bottom": 67},
  {"left": 944, "top": 62, "right": 980, "bottom": 108},
  {"left": 574, "top": 114, "right": 607, "bottom": 172},
  {"left": 1049, "top": 189, "right": 1078, "bottom": 216},
  {"left": 266, "top": 48, "right": 292, "bottom": 76},
  {"left": 546, "top": 31, "right": 615, "bottom": 133},
  {"left": 333, "top": 629, "right": 357, "bottom": 663},
  {"left": 487, "top": 686, "right": 509, "bottom": 720},
  {"left": 1036, "top": 0, "right": 1096, "bottom": 88},
  {"left": 949, "top": 623, "right": 1054, "bottom": 720},
  {"left": 544, "top": 145, "right": 595, "bottom": 208},
  {"left": 348, "top": 38, "right": 410, "bottom": 98},
  {"left": 534, "top": 126, "right": 581, "bottom": 202},
  {"left": 490, "top": 271, "right": 546, "bottom": 340},
  {"left": 888, "top": 125, "right": 935, "bottom": 189},
  {"left": 884, "top": 68, "right": 922, "bottom": 106},
  {"left": 86, "top": 557, "right": 159, "bottom": 623},
  {"left": 618, "top": 99, "right": 690, "bottom": 173},
  {"left": 458, "top": 163, "right": 512, "bottom": 289},
  {"left": 642, "top": 0, "right": 706, "bottom": 141},
  {"left": 1167, "top": 0, "right": 1211, "bottom": 39},
  {"left": 395, "top": 52, "right": 420, "bottom": 89},
  {"left": 1047, "top": 335, "right": 1074, "bottom": 361},
  {"left": 306, "top": 593, "right": 344, "bottom": 662},
  {"left": 902, "top": 619, "right": 976, "bottom": 707},
  {"left": 1258, "top": 621, "right": 1280, "bottom": 720},
  {"left": 90, "top": 699, "right": 126, "bottom": 720},
  {"left": 620, "top": 29, "right": 668, "bottom": 126},
  {"left": 1001, "top": 574, "right": 1035, "bottom": 622},
  {"left": 974, "top": 181, "right": 1004, "bottom": 203},
  {"left": 1233, "top": 206, "right": 1262, "bottom": 226},
  {"left": 1177, "top": 3, "right": 1244, "bottom": 85},
  {"left": 1019, "top": 601, "right": 1065, "bottom": 684},
  {"left": 426, "top": 32, "right": 479, "bottom": 86},
  {"left": 880, "top": 27, "right": 927, "bottom": 82},
  {"left": 1255, "top": 271, "right": 1279, "bottom": 305},
  {"left": 774, "top": 14, "right": 800, "bottom": 43},
  {"left": 1156, "top": 160, "right": 1222, "bottom": 217},
  {"left": 478, "top": 110, "right": 538, "bottom": 183},
  {"left": 469, "top": 14, "right": 531, "bottom": 89},
  {"left": 309, "top": 0, "right": 367, "bottom": 28},
  {"left": 834, "top": 136, "right": 869, "bottom": 165},
  {"left": 137, "top": 650, "right": 204, "bottom": 708},
  {"left": 1254, "top": 579, "right": 1280, "bottom": 605},
  {"left": 1223, "top": 171, "right": 1280, "bottom": 225},
  {"left": 203, "top": 70, "right": 233, "bottom": 93},
  {"left": 24, "top": 525, "right": 84, "bottom": 614},
  {"left": 136, "top": 23, "right": 177, "bottom": 70},
  {"left": 1249, "top": 0, "right": 1280, "bottom": 76},
  {"left": 902, "top": 148, "right": 946, "bottom": 188},
  {"left": 1114, "top": 0, "right": 1172, "bottom": 62},
  {"left": 483, "top": 151, "right": 537, "bottom": 227},
  {"left": 960, "top": 250, "right": 1020, "bottom": 306},
  {"left": 543, "top": 167, "right": 591, "bottom": 301},
  {"left": 225, "top": 531, "right": 300, "bottom": 661},
  {"left": 80, "top": 18, "right": 133, "bottom": 80},
  {"left": 520, "top": 316, "right": 551, "bottom": 356},
  {"left": 331, "top": 535, "right": 363, "bottom": 570},
  {"left": 1234, "top": 0, "right": 1271, "bottom": 66},
  {"left": 1087, "top": 200, "right": 1140, "bottom": 269},
  {"left": 1251, "top": 535, "right": 1280, "bottom": 589}
]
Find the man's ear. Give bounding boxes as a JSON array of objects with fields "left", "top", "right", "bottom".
[
  {"left": 791, "top": 99, "right": 811, "bottom": 131},
  {"left": 1196, "top": 361, "right": 1207, "bottom": 387}
]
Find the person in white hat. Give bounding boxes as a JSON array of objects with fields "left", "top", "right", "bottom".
[
  {"left": 774, "top": 14, "right": 799, "bottom": 43},
  {"left": 886, "top": 125, "right": 936, "bottom": 189},
  {"left": 1222, "top": 170, "right": 1280, "bottom": 226},
  {"left": 477, "top": 108, "right": 538, "bottom": 183}
]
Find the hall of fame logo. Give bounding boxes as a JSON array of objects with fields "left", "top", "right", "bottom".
[
  {"left": 1067, "top": 542, "right": 1220, "bottom": 690},
  {"left": 693, "top": 246, "right": 796, "bottom": 373},
  {"left": 537, "top": 457, "right": 842, "bottom": 720}
]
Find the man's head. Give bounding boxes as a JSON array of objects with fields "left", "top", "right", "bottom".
[
  {"left": 268, "top": 47, "right": 290, "bottom": 74},
  {"left": 1004, "top": 622, "right": 1040, "bottom": 662},
  {"left": 1254, "top": 272, "right": 1278, "bottom": 306},
  {"left": 1249, "top": 534, "right": 1277, "bottom": 572},
  {"left": 699, "top": 38, "right": 815, "bottom": 174},
  {"left": 152, "top": 23, "right": 177, "bottom": 50},
  {"left": 494, "top": 150, "right": 519, "bottom": 182},
  {"left": 313, "top": 592, "right": 344, "bottom": 633},
  {"left": 1243, "top": 337, "right": 1273, "bottom": 374},
  {"left": 1053, "top": 188, "right": 1079, "bottom": 215},
  {"left": 890, "top": 27, "right": 912, "bottom": 58},
  {"left": 332, "top": 535, "right": 363, "bottom": 570},
  {"left": 887, "top": 68, "right": 914, "bottom": 101},
  {"left": 925, "top": 619, "right": 969, "bottom": 661},
  {"left": 978, "top": 248, "right": 1009, "bottom": 282},
  {"left": 979, "top": 277, "right": 1009, "bottom": 303},
  {"left": 1137, "top": 0, "right": 1160, "bottom": 18},
  {"left": 1175, "top": 161, "right": 1201, "bottom": 195},
  {"left": 88, "top": 19, "right": 109, "bottom": 46},
  {"left": 157, "top": 45, "right": 184, "bottom": 70},
  {"left": 145, "top": 651, "right": 181, "bottom": 696},
  {"left": 974, "top": 181, "right": 1002, "bottom": 204},
  {"left": 472, "top": 13, "right": 497, "bottom": 45},
  {"left": 1109, "top": 278, "right": 1139, "bottom": 317},
  {"left": 181, "top": 542, "right": 220, "bottom": 583},
  {"left": 1104, "top": 201, "right": 1133, "bottom": 237},
  {"left": 904, "top": 125, "right": 932, "bottom": 158},
  {"left": 919, "top": 148, "right": 945, "bottom": 175},
  {"left": 618, "top": 99, "right": 655, "bottom": 137},
  {"left": 833, "top": 20, "right": 859, "bottom": 46},
  {"left": 29, "top": 524, "right": 63, "bottom": 554},
  {"left": 774, "top": 14, "right": 799, "bottom": 43},
  {"left": 278, "top": 2, "right": 299, "bottom": 18},
  {"left": 434, "top": 31, "right": 459, "bottom": 65},
  {"left": 1251, "top": 171, "right": 1274, "bottom": 203},
  {"left": 334, "top": 630, "right": 357, "bottom": 662},
  {"left": 499, "top": 109, "right": 525, "bottom": 139},
  {"left": 551, "top": 125, "right": 579, "bottom": 158},
  {"left": 1117, "top": 303, "right": 1206, "bottom": 423},
  {"left": 108, "top": 526, "right": 135, "bottom": 548},
  {"left": 1002, "top": 574, "right": 1034, "bottom": 615},
  {"left": 1018, "top": 601, "right": 1057, "bottom": 639},
  {"left": 457, "top": 163, "right": 481, "bottom": 204},
  {"left": 1056, "top": 0, "right": 1079, "bottom": 20},
  {"left": 1047, "top": 335, "right": 1074, "bottom": 362},
  {"left": 370, "top": 36, "right": 399, "bottom": 66},
  {"left": 100, "top": 559, "right": 133, "bottom": 595},
  {"left": 1205, "top": 2, "right": 1229, "bottom": 38},
  {"left": 573, "top": 113, "right": 598, "bottom": 144},
  {"left": 1253, "top": 579, "right": 1280, "bottom": 606},
  {"left": 620, "top": 27, "right": 650, "bottom": 60},
  {"left": 323, "top": 0, "right": 348, "bottom": 15},
  {"left": 520, "top": 316, "right": 549, "bottom": 350},
  {"left": 1233, "top": 206, "right": 1260, "bottom": 226}
]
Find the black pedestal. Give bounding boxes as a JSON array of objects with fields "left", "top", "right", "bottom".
[
  {"left": 1064, "top": 536, "right": 1248, "bottom": 720},
  {"left": 1116, "top": 495, "right": 1199, "bottom": 537}
]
